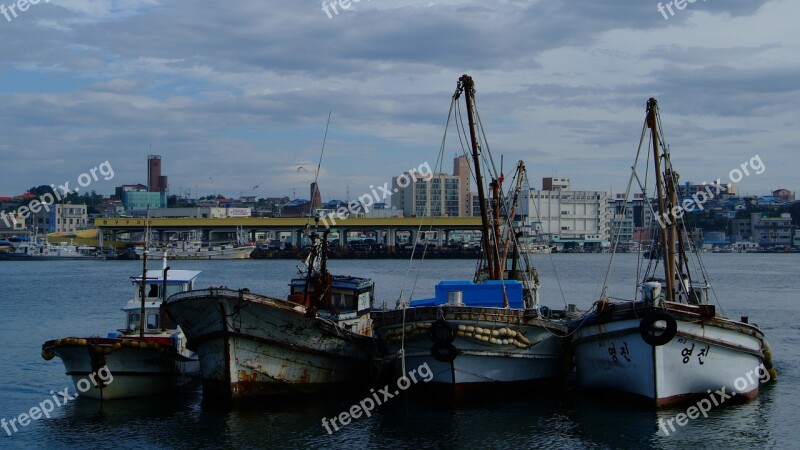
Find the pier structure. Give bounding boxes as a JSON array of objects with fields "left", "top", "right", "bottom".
[{"left": 94, "top": 217, "right": 484, "bottom": 250}]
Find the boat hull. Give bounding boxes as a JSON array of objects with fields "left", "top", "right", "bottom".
[
  {"left": 137, "top": 247, "right": 252, "bottom": 260},
  {"left": 372, "top": 306, "right": 567, "bottom": 395},
  {"left": 44, "top": 338, "right": 199, "bottom": 400},
  {"left": 0, "top": 253, "right": 93, "bottom": 261},
  {"left": 571, "top": 304, "right": 767, "bottom": 406},
  {"left": 166, "top": 289, "right": 377, "bottom": 400}
]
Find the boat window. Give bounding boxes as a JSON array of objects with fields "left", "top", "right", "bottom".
[
  {"left": 148, "top": 284, "right": 159, "bottom": 298},
  {"left": 334, "top": 293, "right": 356, "bottom": 310},
  {"left": 147, "top": 313, "right": 160, "bottom": 330},
  {"left": 166, "top": 284, "right": 185, "bottom": 298},
  {"left": 128, "top": 313, "right": 141, "bottom": 331}
]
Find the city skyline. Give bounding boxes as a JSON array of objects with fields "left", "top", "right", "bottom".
[{"left": 0, "top": 1, "right": 797, "bottom": 201}]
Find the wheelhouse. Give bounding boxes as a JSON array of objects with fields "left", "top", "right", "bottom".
[{"left": 123, "top": 269, "right": 201, "bottom": 333}]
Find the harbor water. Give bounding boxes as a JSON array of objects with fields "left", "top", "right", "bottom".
[{"left": 0, "top": 254, "right": 796, "bottom": 449}]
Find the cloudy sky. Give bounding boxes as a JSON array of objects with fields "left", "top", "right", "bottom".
[{"left": 0, "top": 0, "right": 796, "bottom": 204}]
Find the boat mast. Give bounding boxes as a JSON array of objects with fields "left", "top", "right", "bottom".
[
  {"left": 457, "top": 74, "right": 498, "bottom": 280},
  {"left": 647, "top": 98, "right": 676, "bottom": 303}
]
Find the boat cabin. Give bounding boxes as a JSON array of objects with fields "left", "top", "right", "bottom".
[
  {"left": 641, "top": 278, "right": 709, "bottom": 306},
  {"left": 123, "top": 269, "right": 201, "bottom": 333},
  {"left": 409, "top": 280, "right": 525, "bottom": 308},
  {"left": 288, "top": 275, "right": 374, "bottom": 315}
]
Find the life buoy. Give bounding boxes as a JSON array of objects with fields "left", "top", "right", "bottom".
[
  {"left": 430, "top": 319, "right": 455, "bottom": 344},
  {"left": 639, "top": 311, "right": 678, "bottom": 346},
  {"left": 430, "top": 342, "right": 458, "bottom": 363}
]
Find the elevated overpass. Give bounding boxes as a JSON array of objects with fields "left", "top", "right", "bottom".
[{"left": 94, "top": 217, "right": 485, "bottom": 249}]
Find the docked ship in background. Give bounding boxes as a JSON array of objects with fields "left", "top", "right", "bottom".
[
  {"left": 371, "top": 75, "right": 571, "bottom": 396},
  {"left": 165, "top": 229, "right": 379, "bottom": 401},
  {"left": 135, "top": 239, "right": 253, "bottom": 260},
  {"left": 135, "top": 229, "right": 253, "bottom": 260},
  {"left": 41, "top": 255, "right": 200, "bottom": 399},
  {"left": 569, "top": 98, "right": 775, "bottom": 406},
  {"left": 0, "top": 237, "right": 96, "bottom": 260}
]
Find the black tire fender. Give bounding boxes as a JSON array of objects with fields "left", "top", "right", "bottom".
[
  {"left": 639, "top": 311, "right": 678, "bottom": 346},
  {"left": 430, "top": 319, "right": 455, "bottom": 344}
]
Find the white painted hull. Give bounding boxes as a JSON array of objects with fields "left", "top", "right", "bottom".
[
  {"left": 373, "top": 307, "right": 567, "bottom": 394},
  {"left": 49, "top": 345, "right": 198, "bottom": 400},
  {"left": 166, "top": 289, "right": 376, "bottom": 400},
  {"left": 572, "top": 306, "right": 766, "bottom": 406},
  {"left": 138, "top": 247, "right": 252, "bottom": 260}
]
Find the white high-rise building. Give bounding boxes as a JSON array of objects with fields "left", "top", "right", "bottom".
[
  {"left": 392, "top": 156, "right": 469, "bottom": 217},
  {"left": 518, "top": 178, "right": 610, "bottom": 249}
]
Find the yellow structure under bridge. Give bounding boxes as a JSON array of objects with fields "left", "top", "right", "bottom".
[{"left": 93, "top": 217, "right": 485, "bottom": 249}]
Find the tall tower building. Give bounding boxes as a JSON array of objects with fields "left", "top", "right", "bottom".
[
  {"left": 148, "top": 155, "right": 167, "bottom": 192},
  {"left": 453, "top": 155, "right": 471, "bottom": 216},
  {"left": 310, "top": 182, "right": 322, "bottom": 213}
]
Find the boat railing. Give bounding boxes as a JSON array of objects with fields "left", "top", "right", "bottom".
[{"left": 168, "top": 287, "right": 288, "bottom": 306}]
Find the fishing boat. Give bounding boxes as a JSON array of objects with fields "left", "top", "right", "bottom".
[
  {"left": 165, "top": 229, "right": 378, "bottom": 400},
  {"left": 164, "top": 113, "right": 378, "bottom": 400},
  {"left": 569, "top": 98, "right": 776, "bottom": 406},
  {"left": 135, "top": 239, "right": 253, "bottom": 260},
  {"left": 41, "top": 254, "right": 200, "bottom": 400},
  {"left": 0, "top": 240, "right": 14, "bottom": 252},
  {"left": 0, "top": 237, "right": 95, "bottom": 260},
  {"left": 371, "top": 75, "right": 571, "bottom": 396}
]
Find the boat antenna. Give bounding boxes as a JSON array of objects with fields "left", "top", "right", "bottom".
[
  {"left": 139, "top": 207, "right": 150, "bottom": 339},
  {"left": 161, "top": 250, "right": 170, "bottom": 305},
  {"left": 305, "top": 110, "right": 332, "bottom": 237},
  {"left": 314, "top": 111, "right": 331, "bottom": 186}
]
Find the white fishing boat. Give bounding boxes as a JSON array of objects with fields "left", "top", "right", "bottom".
[
  {"left": 371, "top": 75, "right": 570, "bottom": 397},
  {"left": 165, "top": 231, "right": 378, "bottom": 400},
  {"left": 41, "top": 255, "right": 201, "bottom": 400},
  {"left": 0, "top": 238, "right": 94, "bottom": 260},
  {"left": 569, "top": 98, "right": 776, "bottom": 406},
  {"left": 518, "top": 241, "right": 553, "bottom": 254},
  {"left": 135, "top": 239, "right": 253, "bottom": 260}
]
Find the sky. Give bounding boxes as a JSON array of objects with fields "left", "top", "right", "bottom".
[{"left": 0, "top": 0, "right": 797, "bottom": 204}]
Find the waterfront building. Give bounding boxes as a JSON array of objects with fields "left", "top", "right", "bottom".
[
  {"left": 732, "top": 212, "right": 793, "bottom": 246},
  {"left": 280, "top": 199, "right": 311, "bottom": 217},
  {"left": 750, "top": 212, "right": 793, "bottom": 246},
  {"left": 126, "top": 207, "right": 252, "bottom": 219},
  {"left": 518, "top": 178, "right": 610, "bottom": 250},
  {"left": 32, "top": 204, "right": 88, "bottom": 234},
  {"left": 677, "top": 181, "right": 737, "bottom": 200},
  {"left": 0, "top": 211, "right": 26, "bottom": 237},
  {"left": 772, "top": 188, "right": 795, "bottom": 202},
  {"left": 609, "top": 193, "right": 655, "bottom": 245},
  {"left": 123, "top": 190, "right": 168, "bottom": 210},
  {"left": 392, "top": 156, "right": 467, "bottom": 217}
]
